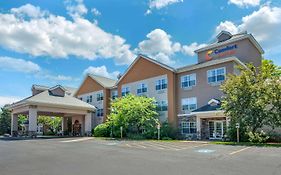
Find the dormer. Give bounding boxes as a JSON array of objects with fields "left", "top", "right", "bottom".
[
  {"left": 217, "top": 31, "right": 232, "bottom": 43},
  {"left": 48, "top": 85, "right": 67, "bottom": 97}
]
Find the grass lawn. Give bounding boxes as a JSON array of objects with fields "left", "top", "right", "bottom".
[{"left": 211, "top": 141, "right": 281, "bottom": 147}]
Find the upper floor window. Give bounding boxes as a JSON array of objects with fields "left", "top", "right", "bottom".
[
  {"left": 122, "top": 87, "right": 130, "bottom": 96},
  {"left": 97, "top": 92, "right": 103, "bottom": 101},
  {"left": 156, "top": 78, "right": 167, "bottom": 91},
  {"left": 156, "top": 101, "right": 168, "bottom": 111},
  {"left": 111, "top": 90, "right": 118, "bottom": 100},
  {"left": 96, "top": 109, "right": 104, "bottom": 117},
  {"left": 181, "top": 74, "right": 196, "bottom": 88},
  {"left": 86, "top": 95, "right": 92, "bottom": 103},
  {"left": 181, "top": 122, "right": 197, "bottom": 134},
  {"left": 182, "top": 97, "right": 197, "bottom": 111},
  {"left": 207, "top": 67, "right": 226, "bottom": 84},
  {"left": 137, "top": 83, "right": 147, "bottom": 94}
]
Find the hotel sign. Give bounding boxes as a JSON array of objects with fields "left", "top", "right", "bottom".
[{"left": 205, "top": 44, "right": 238, "bottom": 61}]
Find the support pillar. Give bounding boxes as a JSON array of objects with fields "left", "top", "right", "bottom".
[
  {"left": 62, "top": 117, "right": 68, "bottom": 136},
  {"left": 196, "top": 116, "right": 201, "bottom": 140},
  {"left": 11, "top": 113, "right": 18, "bottom": 137},
  {"left": 28, "top": 106, "right": 37, "bottom": 138},
  {"left": 84, "top": 112, "right": 92, "bottom": 136}
]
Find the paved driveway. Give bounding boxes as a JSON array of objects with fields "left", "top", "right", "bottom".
[{"left": 0, "top": 138, "right": 281, "bottom": 175}]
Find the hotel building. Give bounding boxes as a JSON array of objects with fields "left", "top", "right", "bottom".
[{"left": 9, "top": 31, "right": 264, "bottom": 140}]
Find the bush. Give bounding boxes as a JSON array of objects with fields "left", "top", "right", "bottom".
[
  {"left": 93, "top": 123, "right": 111, "bottom": 137},
  {"left": 161, "top": 137, "right": 172, "bottom": 140},
  {"left": 227, "top": 120, "right": 249, "bottom": 142},
  {"left": 160, "top": 121, "right": 177, "bottom": 139},
  {"left": 248, "top": 131, "right": 269, "bottom": 143}
]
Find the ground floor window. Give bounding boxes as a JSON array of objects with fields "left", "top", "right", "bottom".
[{"left": 181, "top": 122, "right": 196, "bottom": 134}]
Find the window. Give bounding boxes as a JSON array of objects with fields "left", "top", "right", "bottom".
[
  {"left": 156, "top": 101, "right": 168, "bottom": 111},
  {"left": 111, "top": 90, "right": 118, "bottom": 100},
  {"left": 79, "top": 97, "right": 83, "bottom": 101},
  {"left": 97, "top": 92, "right": 104, "bottom": 101},
  {"left": 181, "top": 122, "right": 197, "bottom": 134},
  {"left": 156, "top": 78, "right": 167, "bottom": 90},
  {"left": 96, "top": 109, "right": 104, "bottom": 117},
  {"left": 181, "top": 74, "right": 196, "bottom": 88},
  {"left": 182, "top": 97, "right": 197, "bottom": 111},
  {"left": 137, "top": 83, "right": 147, "bottom": 94},
  {"left": 122, "top": 87, "right": 130, "bottom": 96},
  {"left": 207, "top": 67, "right": 225, "bottom": 84},
  {"left": 86, "top": 95, "right": 92, "bottom": 103}
]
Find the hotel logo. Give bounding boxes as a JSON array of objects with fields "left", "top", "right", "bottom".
[{"left": 205, "top": 44, "right": 238, "bottom": 61}]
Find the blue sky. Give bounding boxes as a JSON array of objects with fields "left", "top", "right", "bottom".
[{"left": 0, "top": 0, "right": 281, "bottom": 106}]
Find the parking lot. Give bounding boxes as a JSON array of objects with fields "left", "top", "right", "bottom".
[{"left": 0, "top": 137, "right": 281, "bottom": 175}]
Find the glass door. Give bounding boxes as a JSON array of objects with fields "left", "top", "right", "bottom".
[{"left": 209, "top": 121, "right": 223, "bottom": 139}]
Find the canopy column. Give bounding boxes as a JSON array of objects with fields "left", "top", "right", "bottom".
[
  {"left": 62, "top": 117, "right": 68, "bottom": 136},
  {"left": 28, "top": 106, "right": 38, "bottom": 137},
  {"left": 84, "top": 112, "right": 92, "bottom": 136},
  {"left": 11, "top": 113, "right": 18, "bottom": 137}
]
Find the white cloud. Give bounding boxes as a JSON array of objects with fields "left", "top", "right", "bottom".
[
  {"left": 215, "top": 21, "right": 239, "bottom": 35},
  {"left": 91, "top": 8, "right": 101, "bottom": 16},
  {"left": 0, "top": 96, "right": 21, "bottom": 107},
  {"left": 149, "top": 0, "right": 183, "bottom": 10},
  {"left": 0, "top": 4, "right": 135, "bottom": 65},
  {"left": 42, "top": 74, "right": 75, "bottom": 81},
  {"left": 136, "top": 29, "right": 205, "bottom": 64},
  {"left": 65, "top": 0, "right": 88, "bottom": 18},
  {"left": 83, "top": 65, "right": 119, "bottom": 79},
  {"left": 215, "top": 5, "right": 281, "bottom": 52},
  {"left": 182, "top": 43, "right": 207, "bottom": 56},
  {"left": 146, "top": 0, "right": 183, "bottom": 14},
  {"left": 11, "top": 3, "right": 48, "bottom": 18},
  {"left": 228, "top": 0, "right": 260, "bottom": 8},
  {"left": 0, "top": 56, "right": 40, "bottom": 73}
]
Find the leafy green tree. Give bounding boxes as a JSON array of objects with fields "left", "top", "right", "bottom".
[
  {"left": 106, "top": 94, "right": 159, "bottom": 138},
  {"left": 221, "top": 60, "right": 281, "bottom": 140},
  {"left": 0, "top": 107, "right": 11, "bottom": 135},
  {"left": 38, "top": 116, "right": 62, "bottom": 135}
]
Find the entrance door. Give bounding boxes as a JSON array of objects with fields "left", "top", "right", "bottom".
[{"left": 209, "top": 121, "right": 223, "bottom": 139}]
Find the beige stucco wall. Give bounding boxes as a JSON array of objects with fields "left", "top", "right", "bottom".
[{"left": 176, "top": 61, "right": 236, "bottom": 115}]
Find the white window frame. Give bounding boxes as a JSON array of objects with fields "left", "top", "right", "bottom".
[
  {"left": 181, "top": 122, "right": 197, "bottom": 134},
  {"left": 156, "top": 100, "right": 168, "bottom": 111},
  {"left": 96, "top": 109, "right": 104, "bottom": 117},
  {"left": 137, "top": 83, "right": 148, "bottom": 94},
  {"left": 181, "top": 73, "right": 196, "bottom": 88},
  {"left": 86, "top": 95, "right": 92, "bottom": 103},
  {"left": 96, "top": 92, "right": 104, "bottom": 101},
  {"left": 156, "top": 78, "right": 167, "bottom": 91},
  {"left": 111, "top": 90, "right": 118, "bottom": 99},
  {"left": 121, "top": 87, "right": 130, "bottom": 96},
  {"left": 207, "top": 67, "right": 226, "bottom": 84},
  {"left": 181, "top": 97, "right": 197, "bottom": 111}
]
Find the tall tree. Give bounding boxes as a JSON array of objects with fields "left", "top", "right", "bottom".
[
  {"left": 221, "top": 60, "right": 281, "bottom": 134},
  {"left": 0, "top": 107, "right": 11, "bottom": 135}
]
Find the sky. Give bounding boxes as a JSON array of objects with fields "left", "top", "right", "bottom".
[{"left": 0, "top": 0, "right": 281, "bottom": 107}]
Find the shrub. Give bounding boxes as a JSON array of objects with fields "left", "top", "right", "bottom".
[
  {"left": 93, "top": 123, "right": 111, "bottom": 137},
  {"left": 160, "top": 121, "right": 177, "bottom": 139},
  {"left": 227, "top": 120, "right": 249, "bottom": 142},
  {"left": 248, "top": 131, "right": 269, "bottom": 143},
  {"left": 161, "top": 137, "right": 172, "bottom": 140}
]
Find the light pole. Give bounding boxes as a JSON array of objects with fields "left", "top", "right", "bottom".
[{"left": 236, "top": 123, "right": 240, "bottom": 143}]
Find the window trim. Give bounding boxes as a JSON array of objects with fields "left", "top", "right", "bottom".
[
  {"left": 181, "top": 97, "right": 197, "bottom": 111},
  {"left": 137, "top": 83, "right": 148, "bottom": 94},
  {"left": 181, "top": 73, "right": 196, "bottom": 89},
  {"left": 207, "top": 67, "right": 226, "bottom": 84},
  {"left": 155, "top": 78, "right": 167, "bottom": 91},
  {"left": 181, "top": 121, "right": 197, "bottom": 134},
  {"left": 121, "top": 87, "right": 130, "bottom": 96}
]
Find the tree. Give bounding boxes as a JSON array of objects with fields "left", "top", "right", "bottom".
[
  {"left": 221, "top": 60, "right": 281, "bottom": 140},
  {"left": 0, "top": 107, "right": 11, "bottom": 135},
  {"left": 37, "top": 116, "right": 62, "bottom": 135},
  {"left": 106, "top": 94, "right": 159, "bottom": 138}
]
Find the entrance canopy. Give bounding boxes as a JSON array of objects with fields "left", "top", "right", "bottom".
[{"left": 7, "top": 85, "right": 96, "bottom": 137}]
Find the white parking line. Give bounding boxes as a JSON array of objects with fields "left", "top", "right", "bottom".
[
  {"left": 60, "top": 137, "right": 93, "bottom": 143},
  {"left": 229, "top": 147, "right": 251, "bottom": 155}
]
